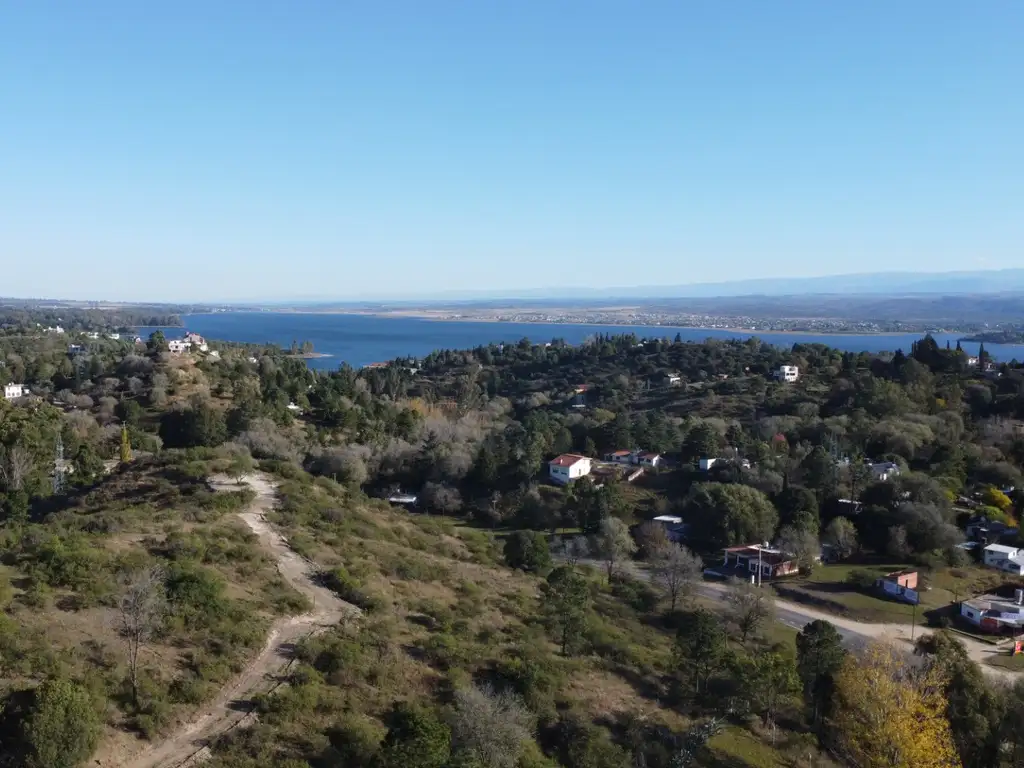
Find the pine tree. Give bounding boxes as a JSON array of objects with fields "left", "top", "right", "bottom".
[{"left": 120, "top": 424, "right": 132, "bottom": 464}]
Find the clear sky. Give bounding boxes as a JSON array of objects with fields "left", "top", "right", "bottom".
[{"left": 1, "top": 2, "right": 1022, "bottom": 302}]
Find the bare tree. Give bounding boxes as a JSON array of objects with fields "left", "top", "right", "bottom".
[
  {"left": 450, "top": 684, "right": 534, "bottom": 768},
  {"left": 775, "top": 525, "right": 820, "bottom": 573},
  {"left": 550, "top": 534, "right": 590, "bottom": 567},
  {"left": 726, "top": 579, "right": 774, "bottom": 643},
  {"left": 651, "top": 545, "right": 703, "bottom": 611},
  {"left": 422, "top": 481, "right": 463, "bottom": 516},
  {"left": 634, "top": 520, "right": 671, "bottom": 560},
  {"left": 118, "top": 566, "right": 166, "bottom": 705},
  {"left": 589, "top": 517, "right": 637, "bottom": 581},
  {"left": 0, "top": 445, "right": 33, "bottom": 492}
]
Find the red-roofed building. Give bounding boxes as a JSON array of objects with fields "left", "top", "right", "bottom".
[
  {"left": 549, "top": 454, "right": 592, "bottom": 485},
  {"left": 722, "top": 544, "right": 799, "bottom": 580}
]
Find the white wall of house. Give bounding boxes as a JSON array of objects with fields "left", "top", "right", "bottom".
[
  {"left": 775, "top": 366, "right": 799, "bottom": 382},
  {"left": 549, "top": 458, "right": 591, "bottom": 485},
  {"left": 3, "top": 383, "right": 27, "bottom": 400}
]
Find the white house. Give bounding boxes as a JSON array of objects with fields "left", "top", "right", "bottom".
[
  {"left": 982, "top": 544, "right": 1024, "bottom": 575},
  {"left": 605, "top": 449, "right": 661, "bottom": 468},
  {"left": 184, "top": 332, "right": 209, "bottom": 352},
  {"left": 85, "top": 331, "right": 100, "bottom": 340},
  {"left": 868, "top": 461, "right": 901, "bottom": 482},
  {"left": 961, "top": 590, "right": 1024, "bottom": 632},
  {"left": 3, "top": 383, "right": 28, "bottom": 400},
  {"left": 44, "top": 325, "right": 65, "bottom": 334},
  {"left": 549, "top": 454, "right": 592, "bottom": 485},
  {"left": 637, "top": 451, "right": 662, "bottom": 468},
  {"left": 967, "top": 356, "right": 980, "bottom": 367},
  {"left": 774, "top": 365, "right": 799, "bottom": 382},
  {"left": 605, "top": 450, "right": 633, "bottom": 464},
  {"left": 700, "top": 456, "right": 751, "bottom": 471},
  {"left": 168, "top": 339, "right": 191, "bottom": 354},
  {"left": 106, "top": 332, "right": 121, "bottom": 340}
]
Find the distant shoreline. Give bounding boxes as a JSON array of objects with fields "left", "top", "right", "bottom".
[
  {"left": 286, "top": 351, "right": 332, "bottom": 359},
  {"left": 231, "top": 308, "right": 947, "bottom": 339}
]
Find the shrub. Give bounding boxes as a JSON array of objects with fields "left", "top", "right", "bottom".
[
  {"left": 503, "top": 531, "right": 552, "bottom": 573},
  {"left": 846, "top": 569, "right": 878, "bottom": 591},
  {"left": 322, "top": 566, "right": 382, "bottom": 612},
  {"left": 23, "top": 678, "right": 101, "bottom": 768}
]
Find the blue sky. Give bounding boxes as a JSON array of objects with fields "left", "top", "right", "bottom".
[{"left": 1, "top": 2, "right": 1021, "bottom": 302}]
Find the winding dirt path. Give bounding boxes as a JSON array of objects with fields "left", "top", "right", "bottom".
[{"left": 116, "top": 473, "right": 358, "bottom": 768}]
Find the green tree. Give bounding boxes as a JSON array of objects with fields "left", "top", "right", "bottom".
[
  {"left": 822, "top": 516, "right": 858, "bottom": 560},
  {"left": 503, "top": 531, "right": 552, "bottom": 573},
  {"left": 683, "top": 483, "right": 779, "bottom": 550},
  {"left": 916, "top": 631, "right": 1005, "bottom": 768},
  {"left": 796, "top": 619, "right": 846, "bottom": 734},
  {"left": 23, "top": 678, "right": 101, "bottom": 768},
  {"left": 744, "top": 651, "right": 800, "bottom": 743},
  {"left": 541, "top": 566, "right": 590, "bottom": 656},
  {"left": 146, "top": 330, "right": 167, "bottom": 354},
  {"left": 674, "top": 607, "right": 726, "bottom": 696},
  {"left": 377, "top": 702, "right": 451, "bottom": 768},
  {"left": 681, "top": 422, "right": 720, "bottom": 464}
]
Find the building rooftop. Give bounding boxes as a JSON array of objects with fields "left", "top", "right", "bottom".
[
  {"left": 985, "top": 544, "right": 1021, "bottom": 555},
  {"left": 550, "top": 454, "right": 589, "bottom": 468}
]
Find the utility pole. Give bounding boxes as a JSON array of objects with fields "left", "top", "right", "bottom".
[
  {"left": 757, "top": 545, "right": 763, "bottom": 587},
  {"left": 910, "top": 601, "right": 917, "bottom": 642}
]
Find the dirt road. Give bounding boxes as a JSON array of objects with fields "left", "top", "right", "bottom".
[{"left": 117, "top": 473, "right": 358, "bottom": 768}]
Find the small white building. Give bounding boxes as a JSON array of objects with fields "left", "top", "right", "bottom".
[
  {"left": 168, "top": 339, "right": 191, "bottom": 354},
  {"left": 774, "top": 365, "right": 799, "bottom": 382},
  {"left": 549, "top": 454, "right": 592, "bottom": 485},
  {"left": 606, "top": 450, "right": 634, "bottom": 465},
  {"left": 961, "top": 590, "right": 1024, "bottom": 632},
  {"left": 982, "top": 544, "right": 1024, "bottom": 575},
  {"left": 637, "top": 451, "right": 662, "bottom": 468},
  {"left": 605, "top": 449, "right": 661, "bottom": 468},
  {"left": 44, "top": 325, "right": 65, "bottom": 334},
  {"left": 85, "top": 331, "right": 100, "bottom": 340},
  {"left": 3, "top": 383, "right": 28, "bottom": 400},
  {"left": 700, "top": 456, "right": 751, "bottom": 471},
  {"left": 106, "top": 332, "right": 121, "bottom": 340},
  {"left": 184, "top": 332, "right": 209, "bottom": 352},
  {"left": 868, "top": 461, "right": 901, "bottom": 482}
]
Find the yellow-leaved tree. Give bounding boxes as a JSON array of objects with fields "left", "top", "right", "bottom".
[{"left": 831, "top": 641, "right": 960, "bottom": 768}]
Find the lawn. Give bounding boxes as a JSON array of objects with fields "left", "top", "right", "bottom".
[
  {"left": 702, "top": 726, "right": 788, "bottom": 768},
  {"left": 770, "top": 561, "right": 952, "bottom": 624}
]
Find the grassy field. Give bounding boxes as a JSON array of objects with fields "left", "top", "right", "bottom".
[{"left": 771, "top": 561, "right": 944, "bottom": 623}]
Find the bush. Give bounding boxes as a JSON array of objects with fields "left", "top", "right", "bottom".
[
  {"left": 322, "top": 566, "right": 383, "bottom": 612},
  {"left": 23, "top": 678, "right": 101, "bottom": 768},
  {"left": 503, "top": 531, "right": 552, "bottom": 573},
  {"left": 846, "top": 569, "right": 878, "bottom": 591}
]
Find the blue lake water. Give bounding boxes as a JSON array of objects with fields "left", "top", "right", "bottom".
[{"left": 143, "top": 312, "right": 1024, "bottom": 370}]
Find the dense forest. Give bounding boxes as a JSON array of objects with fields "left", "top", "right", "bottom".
[{"left": 2, "top": 311, "right": 1024, "bottom": 768}]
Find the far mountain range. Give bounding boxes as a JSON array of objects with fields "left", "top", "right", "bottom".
[{"left": 407, "top": 268, "right": 1024, "bottom": 301}]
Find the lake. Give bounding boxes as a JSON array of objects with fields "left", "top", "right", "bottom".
[{"left": 145, "top": 312, "right": 1024, "bottom": 370}]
